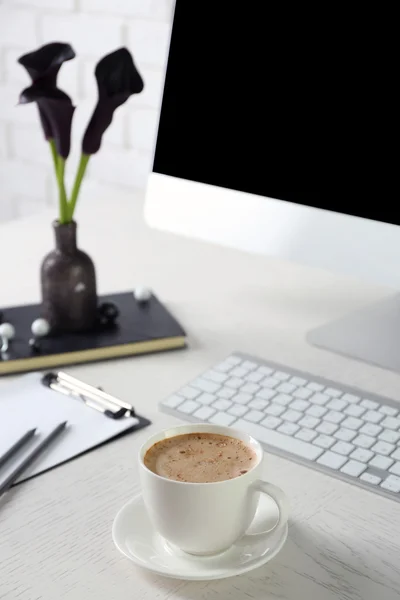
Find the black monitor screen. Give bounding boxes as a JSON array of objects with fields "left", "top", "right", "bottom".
[{"left": 153, "top": 3, "right": 399, "bottom": 227}]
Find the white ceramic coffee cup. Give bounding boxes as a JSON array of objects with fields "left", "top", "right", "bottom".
[{"left": 139, "top": 423, "right": 289, "bottom": 555}]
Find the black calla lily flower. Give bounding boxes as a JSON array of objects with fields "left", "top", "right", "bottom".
[
  {"left": 19, "top": 85, "right": 75, "bottom": 158},
  {"left": 18, "top": 42, "right": 75, "bottom": 139},
  {"left": 82, "top": 47, "right": 144, "bottom": 154}
]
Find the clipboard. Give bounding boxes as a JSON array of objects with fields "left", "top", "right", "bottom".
[{"left": 0, "top": 372, "right": 151, "bottom": 485}]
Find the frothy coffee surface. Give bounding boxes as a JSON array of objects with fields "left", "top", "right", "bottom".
[{"left": 144, "top": 433, "right": 257, "bottom": 483}]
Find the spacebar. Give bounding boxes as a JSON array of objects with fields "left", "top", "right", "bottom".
[{"left": 234, "top": 419, "right": 324, "bottom": 461}]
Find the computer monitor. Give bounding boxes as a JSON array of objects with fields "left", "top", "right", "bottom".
[{"left": 144, "top": 2, "right": 400, "bottom": 372}]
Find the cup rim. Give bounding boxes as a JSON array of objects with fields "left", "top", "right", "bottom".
[{"left": 139, "top": 423, "right": 262, "bottom": 486}]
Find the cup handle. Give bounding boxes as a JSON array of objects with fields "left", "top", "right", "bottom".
[{"left": 235, "top": 479, "right": 289, "bottom": 546}]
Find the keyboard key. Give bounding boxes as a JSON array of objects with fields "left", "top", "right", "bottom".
[
  {"left": 317, "top": 451, "right": 347, "bottom": 469},
  {"left": 360, "top": 399, "right": 379, "bottom": 410},
  {"left": 363, "top": 410, "right": 384, "bottom": 424},
  {"left": 261, "top": 416, "right": 282, "bottom": 429},
  {"left": 214, "top": 361, "right": 233, "bottom": 373},
  {"left": 379, "top": 405, "right": 398, "bottom": 417},
  {"left": 298, "top": 416, "right": 320, "bottom": 430},
  {"left": 242, "top": 360, "right": 258, "bottom": 370},
  {"left": 369, "top": 455, "right": 394, "bottom": 470},
  {"left": 225, "top": 377, "right": 245, "bottom": 389},
  {"left": 212, "top": 399, "right": 232, "bottom": 411},
  {"left": 350, "top": 448, "right": 374, "bottom": 463},
  {"left": 241, "top": 383, "right": 260, "bottom": 394},
  {"left": 306, "top": 382, "right": 325, "bottom": 392},
  {"left": 360, "top": 473, "right": 381, "bottom": 485},
  {"left": 276, "top": 382, "right": 297, "bottom": 394},
  {"left": 314, "top": 435, "right": 335, "bottom": 449},
  {"left": 290, "top": 376, "right": 307, "bottom": 386},
  {"left": 324, "top": 411, "right": 345, "bottom": 424},
  {"left": 217, "top": 387, "right": 236, "bottom": 399},
  {"left": 327, "top": 399, "right": 348, "bottom": 412},
  {"left": 379, "top": 429, "right": 400, "bottom": 444},
  {"left": 265, "top": 404, "right": 286, "bottom": 417},
  {"left": 292, "top": 388, "right": 313, "bottom": 400},
  {"left": 203, "top": 370, "right": 228, "bottom": 384},
  {"left": 180, "top": 400, "right": 200, "bottom": 414},
  {"left": 307, "top": 405, "right": 328, "bottom": 418},
  {"left": 192, "top": 378, "right": 220, "bottom": 393},
  {"left": 381, "top": 475, "right": 400, "bottom": 493},
  {"left": 341, "top": 417, "right": 363, "bottom": 430},
  {"left": 389, "top": 462, "right": 400, "bottom": 476},
  {"left": 247, "top": 371, "right": 265, "bottom": 383},
  {"left": 232, "top": 392, "right": 252, "bottom": 405},
  {"left": 309, "top": 393, "right": 330, "bottom": 406},
  {"left": 316, "top": 422, "right": 338, "bottom": 435},
  {"left": 353, "top": 434, "right": 375, "bottom": 449},
  {"left": 180, "top": 386, "right": 201, "bottom": 400},
  {"left": 261, "top": 377, "right": 280, "bottom": 389},
  {"left": 274, "top": 371, "right": 290, "bottom": 381},
  {"left": 256, "top": 388, "right": 277, "bottom": 401},
  {"left": 163, "top": 394, "right": 184, "bottom": 408},
  {"left": 273, "top": 393, "right": 293, "bottom": 406},
  {"left": 359, "top": 423, "right": 382, "bottom": 437},
  {"left": 345, "top": 404, "right": 365, "bottom": 418},
  {"left": 228, "top": 404, "right": 248, "bottom": 417},
  {"left": 331, "top": 441, "right": 354, "bottom": 456},
  {"left": 245, "top": 410, "right": 265, "bottom": 423},
  {"left": 334, "top": 427, "right": 357, "bottom": 442},
  {"left": 371, "top": 441, "right": 395, "bottom": 456},
  {"left": 234, "top": 419, "right": 323, "bottom": 460},
  {"left": 230, "top": 366, "right": 250, "bottom": 378},
  {"left": 209, "top": 412, "right": 236, "bottom": 426},
  {"left": 290, "top": 399, "right": 310, "bottom": 412},
  {"left": 380, "top": 417, "right": 400, "bottom": 430},
  {"left": 197, "top": 393, "right": 216, "bottom": 405},
  {"left": 295, "top": 428, "right": 318, "bottom": 442},
  {"left": 324, "top": 387, "right": 342, "bottom": 398},
  {"left": 342, "top": 393, "right": 360, "bottom": 404},
  {"left": 282, "top": 409, "right": 302, "bottom": 423},
  {"left": 226, "top": 355, "right": 242, "bottom": 365},
  {"left": 248, "top": 398, "right": 270, "bottom": 410},
  {"left": 277, "top": 422, "right": 300, "bottom": 436},
  {"left": 256, "top": 365, "right": 274, "bottom": 376},
  {"left": 194, "top": 406, "right": 216, "bottom": 420},
  {"left": 340, "top": 460, "right": 366, "bottom": 477}
]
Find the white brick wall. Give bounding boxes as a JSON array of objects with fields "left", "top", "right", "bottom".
[
  {"left": 0, "top": 123, "right": 8, "bottom": 159},
  {"left": 0, "top": 7, "right": 37, "bottom": 47},
  {"left": 0, "top": 0, "right": 174, "bottom": 223}
]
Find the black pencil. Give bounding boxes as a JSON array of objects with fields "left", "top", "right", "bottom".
[
  {"left": 0, "top": 428, "right": 37, "bottom": 470},
  {"left": 0, "top": 421, "right": 68, "bottom": 497}
]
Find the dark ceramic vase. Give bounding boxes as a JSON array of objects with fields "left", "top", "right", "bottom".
[{"left": 41, "top": 221, "right": 97, "bottom": 332}]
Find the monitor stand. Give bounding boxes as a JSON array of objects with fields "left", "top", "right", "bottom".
[{"left": 307, "top": 294, "right": 400, "bottom": 373}]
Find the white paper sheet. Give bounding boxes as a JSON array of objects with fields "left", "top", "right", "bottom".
[{"left": 0, "top": 373, "right": 138, "bottom": 483}]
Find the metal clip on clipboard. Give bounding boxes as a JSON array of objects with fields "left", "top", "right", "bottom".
[{"left": 42, "top": 372, "right": 136, "bottom": 420}]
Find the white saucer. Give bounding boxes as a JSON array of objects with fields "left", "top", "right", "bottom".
[{"left": 112, "top": 492, "right": 288, "bottom": 581}]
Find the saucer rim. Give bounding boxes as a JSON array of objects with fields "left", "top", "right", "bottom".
[{"left": 112, "top": 493, "right": 288, "bottom": 581}]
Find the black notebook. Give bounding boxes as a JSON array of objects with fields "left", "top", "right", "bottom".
[{"left": 0, "top": 291, "right": 186, "bottom": 375}]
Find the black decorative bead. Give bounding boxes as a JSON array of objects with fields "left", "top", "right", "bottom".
[
  {"left": 98, "top": 302, "right": 119, "bottom": 325},
  {"left": 29, "top": 338, "right": 40, "bottom": 353}
]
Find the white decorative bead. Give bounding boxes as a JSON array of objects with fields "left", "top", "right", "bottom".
[
  {"left": 31, "top": 318, "right": 51, "bottom": 338},
  {"left": 134, "top": 286, "right": 151, "bottom": 303},
  {"left": 0, "top": 323, "right": 15, "bottom": 340}
]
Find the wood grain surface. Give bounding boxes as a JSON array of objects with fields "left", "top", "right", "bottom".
[{"left": 1, "top": 188, "right": 400, "bottom": 600}]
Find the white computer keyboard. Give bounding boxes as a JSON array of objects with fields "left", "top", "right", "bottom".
[{"left": 159, "top": 352, "right": 400, "bottom": 502}]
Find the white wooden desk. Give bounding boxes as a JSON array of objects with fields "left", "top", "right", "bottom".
[{"left": 1, "top": 187, "right": 400, "bottom": 600}]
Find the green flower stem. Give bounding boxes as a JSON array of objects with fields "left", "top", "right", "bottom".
[
  {"left": 48, "top": 138, "right": 58, "bottom": 173},
  {"left": 57, "top": 157, "right": 68, "bottom": 224},
  {"left": 68, "top": 153, "right": 90, "bottom": 221}
]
